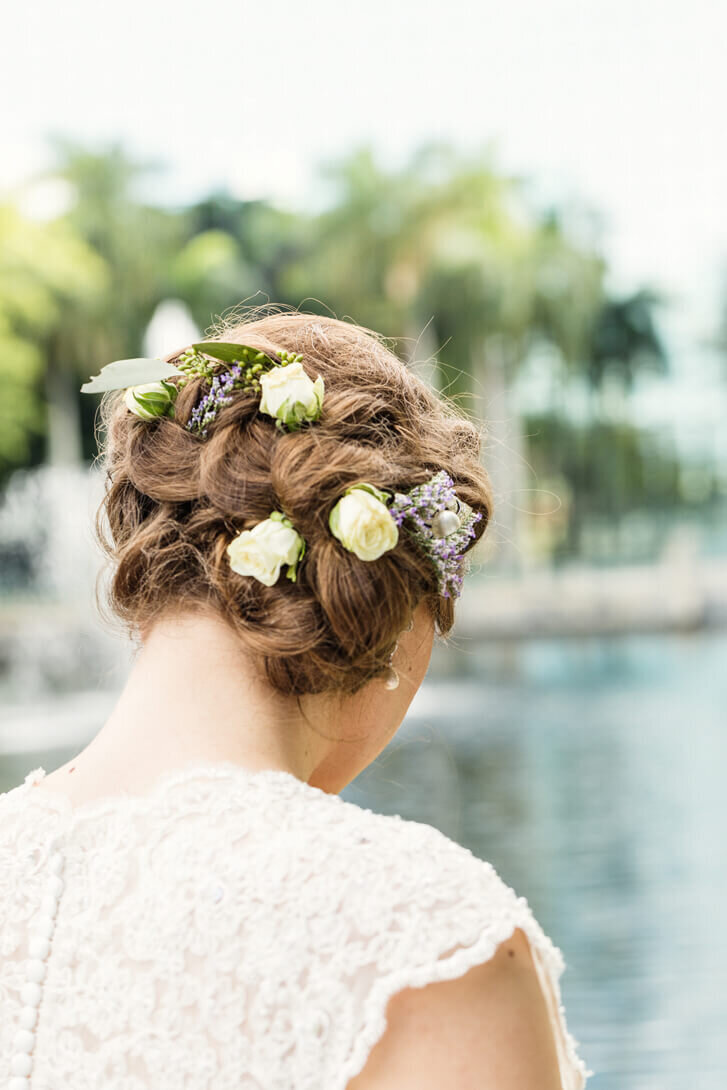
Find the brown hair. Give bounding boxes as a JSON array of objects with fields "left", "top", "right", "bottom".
[{"left": 94, "top": 305, "right": 492, "bottom": 695}]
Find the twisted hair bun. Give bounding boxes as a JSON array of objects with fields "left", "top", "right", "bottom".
[{"left": 94, "top": 306, "right": 492, "bottom": 695}]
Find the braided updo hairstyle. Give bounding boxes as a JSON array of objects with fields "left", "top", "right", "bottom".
[{"left": 94, "top": 306, "right": 492, "bottom": 695}]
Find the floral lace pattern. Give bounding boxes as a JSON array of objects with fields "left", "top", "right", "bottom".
[{"left": 0, "top": 762, "right": 591, "bottom": 1089}]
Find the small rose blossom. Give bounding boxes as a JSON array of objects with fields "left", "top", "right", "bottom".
[
  {"left": 258, "top": 362, "right": 324, "bottom": 428},
  {"left": 226, "top": 515, "right": 304, "bottom": 586},
  {"left": 329, "top": 486, "right": 398, "bottom": 561}
]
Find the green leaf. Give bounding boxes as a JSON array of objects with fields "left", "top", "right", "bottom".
[
  {"left": 129, "top": 389, "right": 174, "bottom": 419},
  {"left": 286, "top": 400, "right": 307, "bottom": 427},
  {"left": 159, "top": 378, "right": 179, "bottom": 400},
  {"left": 192, "top": 341, "right": 280, "bottom": 366},
  {"left": 80, "top": 358, "right": 186, "bottom": 394},
  {"left": 345, "top": 482, "right": 392, "bottom": 505},
  {"left": 286, "top": 535, "right": 306, "bottom": 582},
  {"left": 135, "top": 394, "right": 170, "bottom": 410}
]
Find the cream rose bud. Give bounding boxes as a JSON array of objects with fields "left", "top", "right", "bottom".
[
  {"left": 226, "top": 516, "right": 304, "bottom": 586},
  {"left": 258, "top": 362, "right": 324, "bottom": 426},
  {"left": 123, "top": 381, "right": 175, "bottom": 420},
  {"left": 329, "top": 487, "right": 398, "bottom": 561}
]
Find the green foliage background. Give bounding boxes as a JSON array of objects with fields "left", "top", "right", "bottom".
[{"left": 1, "top": 139, "right": 719, "bottom": 564}]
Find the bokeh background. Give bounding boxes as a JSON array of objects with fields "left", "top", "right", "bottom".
[{"left": 1, "top": 2, "right": 726, "bottom": 1086}]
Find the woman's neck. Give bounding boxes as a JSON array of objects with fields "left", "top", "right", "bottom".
[
  {"left": 37, "top": 600, "right": 430, "bottom": 807},
  {"left": 43, "top": 609, "right": 333, "bottom": 806}
]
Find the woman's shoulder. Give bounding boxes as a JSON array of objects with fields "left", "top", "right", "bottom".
[
  {"left": 0, "top": 767, "right": 47, "bottom": 828},
  {"left": 317, "top": 789, "right": 524, "bottom": 912},
  {"left": 284, "top": 786, "right": 590, "bottom": 1088},
  {"left": 291, "top": 782, "right": 547, "bottom": 929},
  {"left": 269, "top": 781, "right": 567, "bottom": 1010}
]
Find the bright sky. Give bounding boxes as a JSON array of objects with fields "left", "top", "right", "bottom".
[{"left": 2, "top": 0, "right": 727, "bottom": 460}]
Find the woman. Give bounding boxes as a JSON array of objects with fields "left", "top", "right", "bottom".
[{"left": 0, "top": 308, "right": 590, "bottom": 1088}]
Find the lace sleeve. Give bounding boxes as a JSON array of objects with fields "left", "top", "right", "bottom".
[{"left": 330, "top": 817, "right": 592, "bottom": 1090}]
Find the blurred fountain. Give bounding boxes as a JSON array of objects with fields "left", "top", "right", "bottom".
[
  {"left": 0, "top": 300, "right": 201, "bottom": 751},
  {"left": 0, "top": 461, "right": 132, "bottom": 750},
  {"left": 0, "top": 300, "right": 202, "bottom": 750},
  {"left": 0, "top": 296, "right": 199, "bottom": 706},
  {"left": 0, "top": 462, "right": 103, "bottom": 600},
  {"left": 143, "top": 298, "right": 200, "bottom": 358}
]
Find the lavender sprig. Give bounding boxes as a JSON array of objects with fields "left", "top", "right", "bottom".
[
  {"left": 389, "top": 470, "right": 482, "bottom": 599},
  {"left": 185, "top": 365, "right": 245, "bottom": 438}
]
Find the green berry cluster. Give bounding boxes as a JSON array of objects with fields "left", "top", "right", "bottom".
[
  {"left": 174, "top": 342, "right": 303, "bottom": 394},
  {"left": 174, "top": 349, "right": 215, "bottom": 387}
]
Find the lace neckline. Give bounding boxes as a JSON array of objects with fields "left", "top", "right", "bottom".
[{"left": 20, "top": 759, "right": 323, "bottom": 829}]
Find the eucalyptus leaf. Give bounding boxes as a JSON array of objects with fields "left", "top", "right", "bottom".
[
  {"left": 193, "top": 341, "right": 279, "bottom": 366},
  {"left": 80, "top": 358, "right": 186, "bottom": 394}
]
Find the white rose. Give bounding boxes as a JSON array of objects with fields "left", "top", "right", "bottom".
[
  {"left": 226, "top": 515, "right": 304, "bottom": 586},
  {"left": 123, "top": 381, "right": 175, "bottom": 420},
  {"left": 259, "top": 362, "right": 324, "bottom": 428},
  {"left": 329, "top": 486, "right": 398, "bottom": 561}
]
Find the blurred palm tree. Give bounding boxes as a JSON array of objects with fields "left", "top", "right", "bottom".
[
  {"left": 37, "top": 138, "right": 185, "bottom": 464},
  {"left": 172, "top": 191, "right": 310, "bottom": 329},
  {"left": 0, "top": 203, "right": 105, "bottom": 477},
  {"left": 587, "top": 288, "right": 668, "bottom": 400}
]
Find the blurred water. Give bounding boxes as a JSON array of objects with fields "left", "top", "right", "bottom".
[
  {"left": 1, "top": 630, "right": 725, "bottom": 1089},
  {"left": 348, "top": 632, "right": 727, "bottom": 1089}
]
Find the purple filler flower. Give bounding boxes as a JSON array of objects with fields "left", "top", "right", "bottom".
[
  {"left": 185, "top": 365, "right": 243, "bottom": 438},
  {"left": 389, "top": 470, "right": 482, "bottom": 599}
]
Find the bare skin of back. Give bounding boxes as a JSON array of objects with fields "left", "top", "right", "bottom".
[{"left": 347, "top": 927, "right": 563, "bottom": 1090}]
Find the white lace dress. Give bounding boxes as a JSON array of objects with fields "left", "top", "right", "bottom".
[{"left": 0, "top": 761, "right": 591, "bottom": 1089}]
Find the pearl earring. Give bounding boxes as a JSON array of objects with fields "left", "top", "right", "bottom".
[
  {"left": 383, "top": 645, "right": 401, "bottom": 688},
  {"left": 382, "top": 615, "right": 414, "bottom": 691},
  {"left": 383, "top": 643, "right": 400, "bottom": 690}
]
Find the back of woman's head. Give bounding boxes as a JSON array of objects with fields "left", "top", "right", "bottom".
[{"left": 95, "top": 305, "right": 492, "bottom": 695}]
